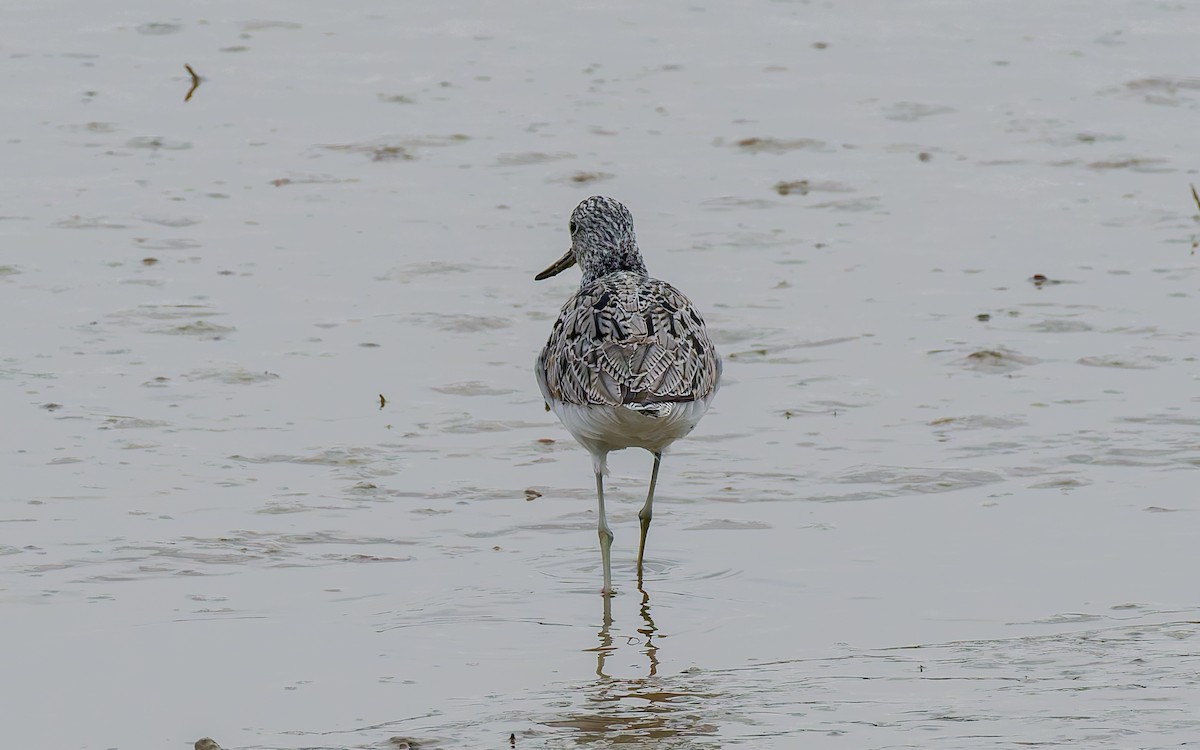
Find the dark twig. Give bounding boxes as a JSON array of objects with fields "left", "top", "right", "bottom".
[{"left": 184, "top": 64, "right": 202, "bottom": 102}]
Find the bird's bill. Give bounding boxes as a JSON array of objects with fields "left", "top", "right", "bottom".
[{"left": 534, "top": 249, "right": 576, "bottom": 280}]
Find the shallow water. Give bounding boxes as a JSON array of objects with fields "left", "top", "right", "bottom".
[{"left": 3, "top": 1, "right": 1200, "bottom": 748}]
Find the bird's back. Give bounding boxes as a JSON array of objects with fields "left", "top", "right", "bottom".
[{"left": 537, "top": 270, "right": 721, "bottom": 411}]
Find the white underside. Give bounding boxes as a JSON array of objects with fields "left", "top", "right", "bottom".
[{"left": 546, "top": 398, "right": 714, "bottom": 474}]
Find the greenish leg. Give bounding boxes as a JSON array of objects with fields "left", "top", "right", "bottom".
[
  {"left": 596, "top": 471, "right": 614, "bottom": 595},
  {"left": 636, "top": 452, "right": 662, "bottom": 584}
]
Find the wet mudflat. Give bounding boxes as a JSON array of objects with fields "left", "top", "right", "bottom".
[{"left": 2, "top": 1, "right": 1199, "bottom": 748}]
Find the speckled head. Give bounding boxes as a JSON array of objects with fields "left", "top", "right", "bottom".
[{"left": 535, "top": 196, "right": 647, "bottom": 284}]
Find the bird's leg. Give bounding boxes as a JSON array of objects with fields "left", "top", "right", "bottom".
[
  {"left": 596, "top": 470, "right": 614, "bottom": 596},
  {"left": 636, "top": 451, "right": 662, "bottom": 584}
]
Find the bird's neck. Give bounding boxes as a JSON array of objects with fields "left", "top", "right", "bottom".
[{"left": 581, "top": 241, "right": 647, "bottom": 285}]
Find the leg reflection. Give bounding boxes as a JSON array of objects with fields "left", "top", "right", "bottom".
[
  {"left": 637, "top": 584, "right": 659, "bottom": 677},
  {"left": 594, "top": 594, "right": 614, "bottom": 678},
  {"left": 590, "top": 584, "right": 661, "bottom": 679}
]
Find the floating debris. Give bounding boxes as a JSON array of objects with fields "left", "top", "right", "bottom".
[
  {"left": 525, "top": 488, "right": 542, "bottom": 501},
  {"left": 1086, "top": 156, "right": 1170, "bottom": 172},
  {"left": 1077, "top": 355, "right": 1155, "bottom": 370},
  {"left": 371, "top": 145, "right": 412, "bottom": 162},
  {"left": 1029, "top": 273, "right": 1064, "bottom": 288},
  {"left": 496, "top": 151, "right": 574, "bottom": 166},
  {"left": 127, "top": 136, "right": 192, "bottom": 150},
  {"left": 154, "top": 320, "right": 235, "bottom": 339},
  {"left": 379, "top": 393, "right": 387, "bottom": 409},
  {"left": 269, "top": 174, "right": 359, "bottom": 187},
  {"left": 183, "top": 368, "right": 280, "bottom": 384},
  {"left": 565, "top": 171, "right": 612, "bottom": 184},
  {"left": 975, "top": 313, "right": 991, "bottom": 322},
  {"left": 323, "top": 135, "right": 468, "bottom": 163},
  {"left": 733, "top": 137, "right": 830, "bottom": 154},
  {"left": 138, "top": 22, "right": 183, "bottom": 35},
  {"left": 184, "top": 64, "right": 202, "bottom": 102},
  {"left": 961, "top": 348, "right": 1039, "bottom": 373},
  {"left": 775, "top": 180, "right": 810, "bottom": 196},
  {"left": 773, "top": 179, "right": 854, "bottom": 196}
]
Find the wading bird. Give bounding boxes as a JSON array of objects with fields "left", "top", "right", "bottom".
[{"left": 535, "top": 197, "right": 721, "bottom": 594}]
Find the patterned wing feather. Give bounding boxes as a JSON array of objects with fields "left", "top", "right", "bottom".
[{"left": 538, "top": 272, "right": 720, "bottom": 407}]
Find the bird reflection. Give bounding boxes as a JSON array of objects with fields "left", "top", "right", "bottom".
[
  {"left": 594, "top": 584, "right": 659, "bottom": 678},
  {"left": 547, "top": 585, "right": 717, "bottom": 744}
]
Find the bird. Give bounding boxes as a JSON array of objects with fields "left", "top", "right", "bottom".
[{"left": 534, "top": 196, "right": 721, "bottom": 594}]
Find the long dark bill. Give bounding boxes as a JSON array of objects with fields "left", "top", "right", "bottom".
[{"left": 534, "top": 249, "right": 576, "bottom": 280}]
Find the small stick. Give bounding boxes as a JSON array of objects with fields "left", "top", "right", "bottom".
[
  {"left": 1191, "top": 185, "right": 1200, "bottom": 254},
  {"left": 184, "top": 64, "right": 202, "bottom": 102}
]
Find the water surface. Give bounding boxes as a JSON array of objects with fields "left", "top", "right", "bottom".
[{"left": 2, "top": 1, "right": 1199, "bottom": 748}]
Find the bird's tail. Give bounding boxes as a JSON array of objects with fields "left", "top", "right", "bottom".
[{"left": 624, "top": 402, "right": 675, "bottom": 419}]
